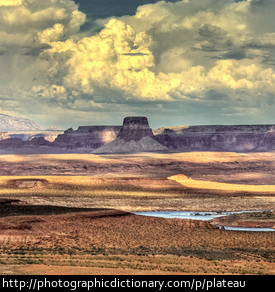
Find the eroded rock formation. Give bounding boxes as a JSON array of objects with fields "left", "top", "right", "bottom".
[
  {"left": 154, "top": 125, "right": 275, "bottom": 152},
  {"left": 94, "top": 117, "right": 167, "bottom": 153},
  {"left": 117, "top": 116, "right": 155, "bottom": 142},
  {"left": 53, "top": 126, "right": 121, "bottom": 150},
  {"left": 1, "top": 116, "right": 275, "bottom": 153},
  {"left": 8, "top": 131, "right": 63, "bottom": 142},
  {"left": 0, "top": 137, "right": 51, "bottom": 149},
  {"left": 0, "top": 138, "right": 25, "bottom": 149}
]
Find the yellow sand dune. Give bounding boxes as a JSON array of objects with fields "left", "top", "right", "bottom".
[{"left": 168, "top": 174, "right": 275, "bottom": 193}]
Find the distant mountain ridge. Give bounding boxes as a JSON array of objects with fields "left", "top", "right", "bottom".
[{"left": 0, "top": 114, "right": 43, "bottom": 131}]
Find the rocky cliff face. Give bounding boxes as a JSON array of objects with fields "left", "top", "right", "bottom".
[
  {"left": 0, "top": 137, "right": 51, "bottom": 149},
  {"left": 94, "top": 117, "right": 167, "bottom": 153},
  {"left": 0, "top": 138, "right": 25, "bottom": 149},
  {"left": 53, "top": 126, "right": 121, "bottom": 150},
  {"left": 8, "top": 131, "right": 63, "bottom": 142},
  {"left": 154, "top": 125, "right": 275, "bottom": 152},
  {"left": 1, "top": 115, "right": 275, "bottom": 153},
  {"left": 117, "top": 117, "right": 155, "bottom": 142}
]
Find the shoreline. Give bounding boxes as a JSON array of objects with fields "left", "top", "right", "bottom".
[{"left": 0, "top": 152, "right": 274, "bottom": 275}]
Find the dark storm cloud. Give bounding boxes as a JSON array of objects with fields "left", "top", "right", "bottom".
[
  {"left": 2, "top": 0, "right": 275, "bottom": 128},
  {"left": 122, "top": 52, "right": 149, "bottom": 56},
  {"left": 22, "top": 44, "right": 52, "bottom": 56},
  {"left": 246, "top": 0, "right": 275, "bottom": 33},
  {"left": 214, "top": 50, "right": 249, "bottom": 60},
  {"left": 0, "top": 47, "right": 8, "bottom": 55},
  {"left": 198, "top": 24, "right": 225, "bottom": 38},
  {"left": 262, "top": 53, "right": 275, "bottom": 66}
]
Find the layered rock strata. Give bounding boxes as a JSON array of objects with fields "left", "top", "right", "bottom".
[
  {"left": 8, "top": 131, "right": 63, "bottom": 142},
  {"left": 154, "top": 125, "right": 275, "bottom": 152},
  {"left": 117, "top": 116, "right": 155, "bottom": 142},
  {"left": 0, "top": 137, "right": 51, "bottom": 149},
  {"left": 1, "top": 118, "right": 275, "bottom": 153},
  {"left": 94, "top": 117, "right": 167, "bottom": 153},
  {"left": 53, "top": 126, "right": 121, "bottom": 150}
]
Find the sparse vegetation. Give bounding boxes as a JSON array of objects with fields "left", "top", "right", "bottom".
[
  {"left": 0, "top": 152, "right": 274, "bottom": 275},
  {"left": 0, "top": 203, "right": 274, "bottom": 275},
  {"left": 0, "top": 247, "right": 273, "bottom": 275}
]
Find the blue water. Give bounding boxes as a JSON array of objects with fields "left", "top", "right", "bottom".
[
  {"left": 133, "top": 211, "right": 275, "bottom": 232},
  {"left": 216, "top": 226, "right": 274, "bottom": 232}
]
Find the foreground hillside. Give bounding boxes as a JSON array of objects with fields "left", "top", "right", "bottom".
[
  {"left": 0, "top": 151, "right": 274, "bottom": 275},
  {"left": 0, "top": 201, "right": 274, "bottom": 275}
]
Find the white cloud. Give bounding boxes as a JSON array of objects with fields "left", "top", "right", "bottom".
[
  {"left": 41, "top": 19, "right": 171, "bottom": 100},
  {"left": 41, "top": 14, "right": 275, "bottom": 103},
  {"left": 35, "top": 23, "right": 65, "bottom": 43},
  {"left": 0, "top": 0, "right": 22, "bottom": 6},
  {"left": 1, "top": 0, "right": 275, "bottom": 127},
  {"left": 0, "top": 0, "right": 85, "bottom": 46}
]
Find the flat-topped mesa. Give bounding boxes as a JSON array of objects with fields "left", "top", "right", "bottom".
[
  {"left": 53, "top": 126, "right": 121, "bottom": 150},
  {"left": 117, "top": 117, "right": 155, "bottom": 142},
  {"left": 153, "top": 124, "right": 275, "bottom": 152},
  {"left": 93, "top": 117, "right": 167, "bottom": 153}
]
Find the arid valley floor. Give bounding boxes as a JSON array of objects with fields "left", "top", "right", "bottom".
[{"left": 0, "top": 151, "right": 274, "bottom": 275}]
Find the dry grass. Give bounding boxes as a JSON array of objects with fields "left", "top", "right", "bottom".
[
  {"left": 0, "top": 175, "right": 180, "bottom": 198},
  {"left": 0, "top": 254, "right": 274, "bottom": 275},
  {"left": 0, "top": 209, "right": 274, "bottom": 275},
  {"left": 0, "top": 174, "right": 274, "bottom": 213},
  {"left": 0, "top": 152, "right": 274, "bottom": 275},
  {"left": 0, "top": 176, "right": 275, "bottom": 212}
]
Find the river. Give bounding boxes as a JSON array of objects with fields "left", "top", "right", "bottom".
[{"left": 133, "top": 211, "right": 275, "bottom": 232}]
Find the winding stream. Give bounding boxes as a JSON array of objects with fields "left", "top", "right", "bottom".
[{"left": 133, "top": 211, "right": 275, "bottom": 232}]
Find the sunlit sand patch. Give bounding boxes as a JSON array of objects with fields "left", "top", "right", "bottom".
[
  {"left": 168, "top": 174, "right": 275, "bottom": 193},
  {"left": 0, "top": 176, "right": 176, "bottom": 197},
  {"left": 0, "top": 151, "right": 273, "bottom": 164},
  {"left": 0, "top": 155, "right": 29, "bottom": 162}
]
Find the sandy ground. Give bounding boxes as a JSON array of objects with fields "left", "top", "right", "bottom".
[
  {"left": 0, "top": 152, "right": 274, "bottom": 275},
  {"left": 0, "top": 206, "right": 274, "bottom": 275},
  {"left": 0, "top": 152, "right": 274, "bottom": 183}
]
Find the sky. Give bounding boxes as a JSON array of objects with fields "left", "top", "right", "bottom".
[{"left": 0, "top": 0, "right": 275, "bottom": 129}]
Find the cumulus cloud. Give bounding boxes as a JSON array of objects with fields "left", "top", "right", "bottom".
[
  {"left": 0, "top": 0, "right": 85, "bottom": 46},
  {"left": 1, "top": 0, "right": 275, "bottom": 127},
  {"left": 35, "top": 23, "right": 65, "bottom": 44},
  {"left": 93, "top": 0, "right": 275, "bottom": 105},
  {"left": 39, "top": 19, "right": 168, "bottom": 100},
  {"left": 0, "top": 0, "right": 22, "bottom": 6},
  {"left": 40, "top": 0, "right": 275, "bottom": 103}
]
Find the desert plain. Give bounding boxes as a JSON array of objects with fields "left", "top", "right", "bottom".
[{"left": 0, "top": 151, "right": 274, "bottom": 275}]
